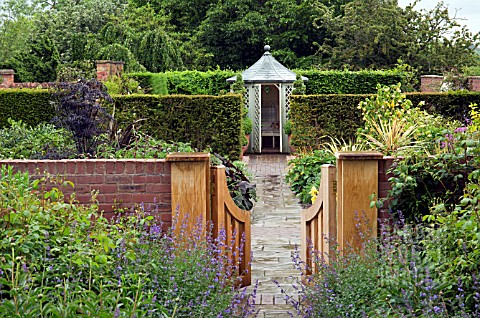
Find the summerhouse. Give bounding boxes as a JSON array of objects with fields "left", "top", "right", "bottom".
[{"left": 227, "top": 45, "right": 307, "bottom": 153}]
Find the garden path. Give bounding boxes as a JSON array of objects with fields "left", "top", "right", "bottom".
[{"left": 244, "top": 154, "right": 302, "bottom": 318}]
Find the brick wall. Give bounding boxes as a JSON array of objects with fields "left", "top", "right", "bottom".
[
  {"left": 420, "top": 75, "right": 444, "bottom": 92},
  {"left": 377, "top": 156, "right": 395, "bottom": 226},
  {"left": 0, "top": 159, "right": 172, "bottom": 226},
  {"left": 0, "top": 60, "right": 124, "bottom": 88},
  {"left": 468, "top": 76, "right": 480, "bottom": 92}
]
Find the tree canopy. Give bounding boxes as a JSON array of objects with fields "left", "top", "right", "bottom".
[{"left": 0, "top": 0, "right": 478, "bottom": 81}]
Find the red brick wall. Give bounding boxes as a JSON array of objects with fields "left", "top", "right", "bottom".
[
  {"left": 377, "top": 156, "right": 395, "bottom": 226},
  {"left": 0, "top": 159, "right": 172, "bottom": 226},
  {"left": 420, "top": 75, "right": 444, "bottom": 92},
  {"left": 468, "top": 76, "right": 480, "bottom": 92}
]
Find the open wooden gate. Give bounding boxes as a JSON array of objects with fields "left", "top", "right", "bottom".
[
  {"left": 210, "top": 166, "right": 252, "bottom": 287},
  {"left": 301, "top": 152, "right": 383, "bottom": 274},
  {"left": 301, "top": 165, "right": 336, "bottom": 274}
]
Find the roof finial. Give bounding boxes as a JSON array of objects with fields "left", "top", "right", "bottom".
[{"left": 264, "top": 45, "right": 271, "bottom": 52}]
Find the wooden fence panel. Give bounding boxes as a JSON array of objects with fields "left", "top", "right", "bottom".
[
  {"left": 211, "top": 166, "right": 252, "bottom": 287},
  {"left": 301, "top": 164, "right": 336, "bottom": 274}
]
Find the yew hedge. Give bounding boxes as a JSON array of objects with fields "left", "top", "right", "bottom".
[
  {"left": 0, "top": 89, "right": 243, "bottom": 159},
  {"left": 290, "top": 91, "right": 480, "bottom": 149}
]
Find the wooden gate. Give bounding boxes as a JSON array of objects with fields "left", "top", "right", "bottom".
[
  {"left": 301, "top": 152, "right": 383, "bottom": 274},
  {"left": 300, "top": 165, "right": 336, "bottom": 274},
  {"left": 210, "top": 166, "right": 252, "bottom": 287}
]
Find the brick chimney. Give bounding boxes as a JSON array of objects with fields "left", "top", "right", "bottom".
[
  {"left": 95, "top": 61, "right": 125, "bottom": 81},
  {"left": 0, "top": 69, "right": 15, "bottom": 87}
]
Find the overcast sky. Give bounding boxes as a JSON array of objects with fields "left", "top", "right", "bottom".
[{"left": 398, "top": 0, "right": 480, "bottom": 35}]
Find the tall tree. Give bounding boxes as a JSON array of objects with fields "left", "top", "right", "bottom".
[
  {"left": 196, "top": 0, "right": 268, "bottom": 70},
  {"left": 265, "top": 0, "right": 329, "bottom": 69},
  {"left": 318, "top": 0, "right": 408, "bottom": 69},
  {"left": 402, "top": 1, "right": 480, "bottom": 74}
]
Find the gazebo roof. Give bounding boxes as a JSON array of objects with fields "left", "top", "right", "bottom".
[{"left": 227, "top": 45, "right": 308, "bottom": 84}]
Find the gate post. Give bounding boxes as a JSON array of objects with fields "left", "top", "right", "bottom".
[
  {"left": 336, "top": 152, "right": 383, "bottom": 252},
  {"left": 166, "top": 153, "right": 210, "bottom": 237}
]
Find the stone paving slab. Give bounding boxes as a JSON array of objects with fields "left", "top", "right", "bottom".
[{"left": 244, "top": 154, "right": 303, "bottom": 317}]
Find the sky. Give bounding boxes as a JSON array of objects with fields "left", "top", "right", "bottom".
[{"left": 398, "top": 0, "right": 480, "bottom": 35}]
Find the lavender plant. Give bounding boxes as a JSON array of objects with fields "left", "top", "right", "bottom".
[
  {"left": 0, "top": 166, "right": 256, "bottom": 317},
  {"left": 280, "top": 213, "right": 480, "bottom": 317}
]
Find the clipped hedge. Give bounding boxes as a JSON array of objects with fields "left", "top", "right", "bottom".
[
  {"left": 0, "top": 89, "right": 54, "bottom": 128},
  {"left": 407, "top": 91, "right": 480, "bottom": 122},
  {"left": 297, "top": 70, "right": 406, "bottom": 94},
  {"left": 127, "top": 69, "right": 407, "bottom": 96},
  {"left": 290, "top": 91, "right": 480, "bottom": 149},
  {"left": 290, "top": 94, "right": 366, "bottom": 149},
  {"left": 0, "top": 89, "right": 243, "bottom": 159},
  {"left": 127, "top": 70, "right": 236, "bottom": 96},
  {"left": 111, "top": 94, "right": 243, "bottom": 159}
]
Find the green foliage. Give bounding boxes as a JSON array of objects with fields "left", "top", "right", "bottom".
[
  {"left": 285, "top": 214, "right": 480, "bottom": 316},
  {"left": 298, "top": 69, "right": 407, "bottom": 94},
  {"left": 0, "top": 119, "right": 75, "bottom": 159},
  {"left": 357, "top": 84, "right": 420, "bottom": 155},
  {"left": 111, "top": 94, "right": 243, "bottom": 159},
  {"left": 56, "top": 60, "right": 96, "bottom": 82},
  {"left": 292, "top": 73, "right": 306, "bottom": 95},
  {"left": 0, "top": 89, "right": 54, "bottom": 128},
  {"left": 129, "top": 72, "right": 169, "bottom": 95},
  {"left": 231, "top": 72, "right": 246, "bottom": 95},
  {"left": 388, "top": 133, "right": 479, "bottom": 222},
  {"left": 128, "top": 70, "right": 236, "bottom": 95},
  {"left": 96, "top": 131, "right": 194, "bottom": 159},
  {"left": 103, "top": 75, "right": 143, "bottom": 95},
  {"left": 283, "top": 120, "right": 292, "bottom": 135},
  {"left": 285, "top": 150, "right": 335, "bottom": 204},
  {"left": 0, "top": 166, "right": 254, "bottom": 316},
  {"left": 407, "top": 91, "right": 480, "bottom": 122},
  {"left": 9, "top": 34, "right": 59, "bottom": 82},
  {"left": 164, "top": 70, "right": 236, "bottom": 95},
  {"left": 243, "top": 114, "right": 252, "bottom": 136},
  {"left": 0, "top": 89, "right": 243, "bottom": 159}
]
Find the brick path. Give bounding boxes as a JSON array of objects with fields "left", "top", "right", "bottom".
[{"left": 244, "top": 154, "right": 302, "bottom": 317}]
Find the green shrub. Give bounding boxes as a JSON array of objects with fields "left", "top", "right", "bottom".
[
  {"left": 243, "top": 116, "right": 252, "bottom": 135},
  {"left": 0, "top": 119, "right": 76, "bottom": 159},
  {"left": 283, "top": 214, "right": 480, "bottom": 316},
  {"left": 127, "top": 70, "right": 236, "bottom": 96},
  {"left": 103, "top": 75, "right": 143, "bottom": 95},
  {"left": 96, "top": 131, "right": 194, "bottom": 159},
  {"left": 128, "top": 72, "right": 168, "bottom": 95},
  {"left": 289, "top": 94, "right": 366, "bottom": 149},
  {"left": 111, "top": 94, "right": 243, "bottom": 159},
  {"left": 285, "top": 150, "right": 335, "bottom": 204}
]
